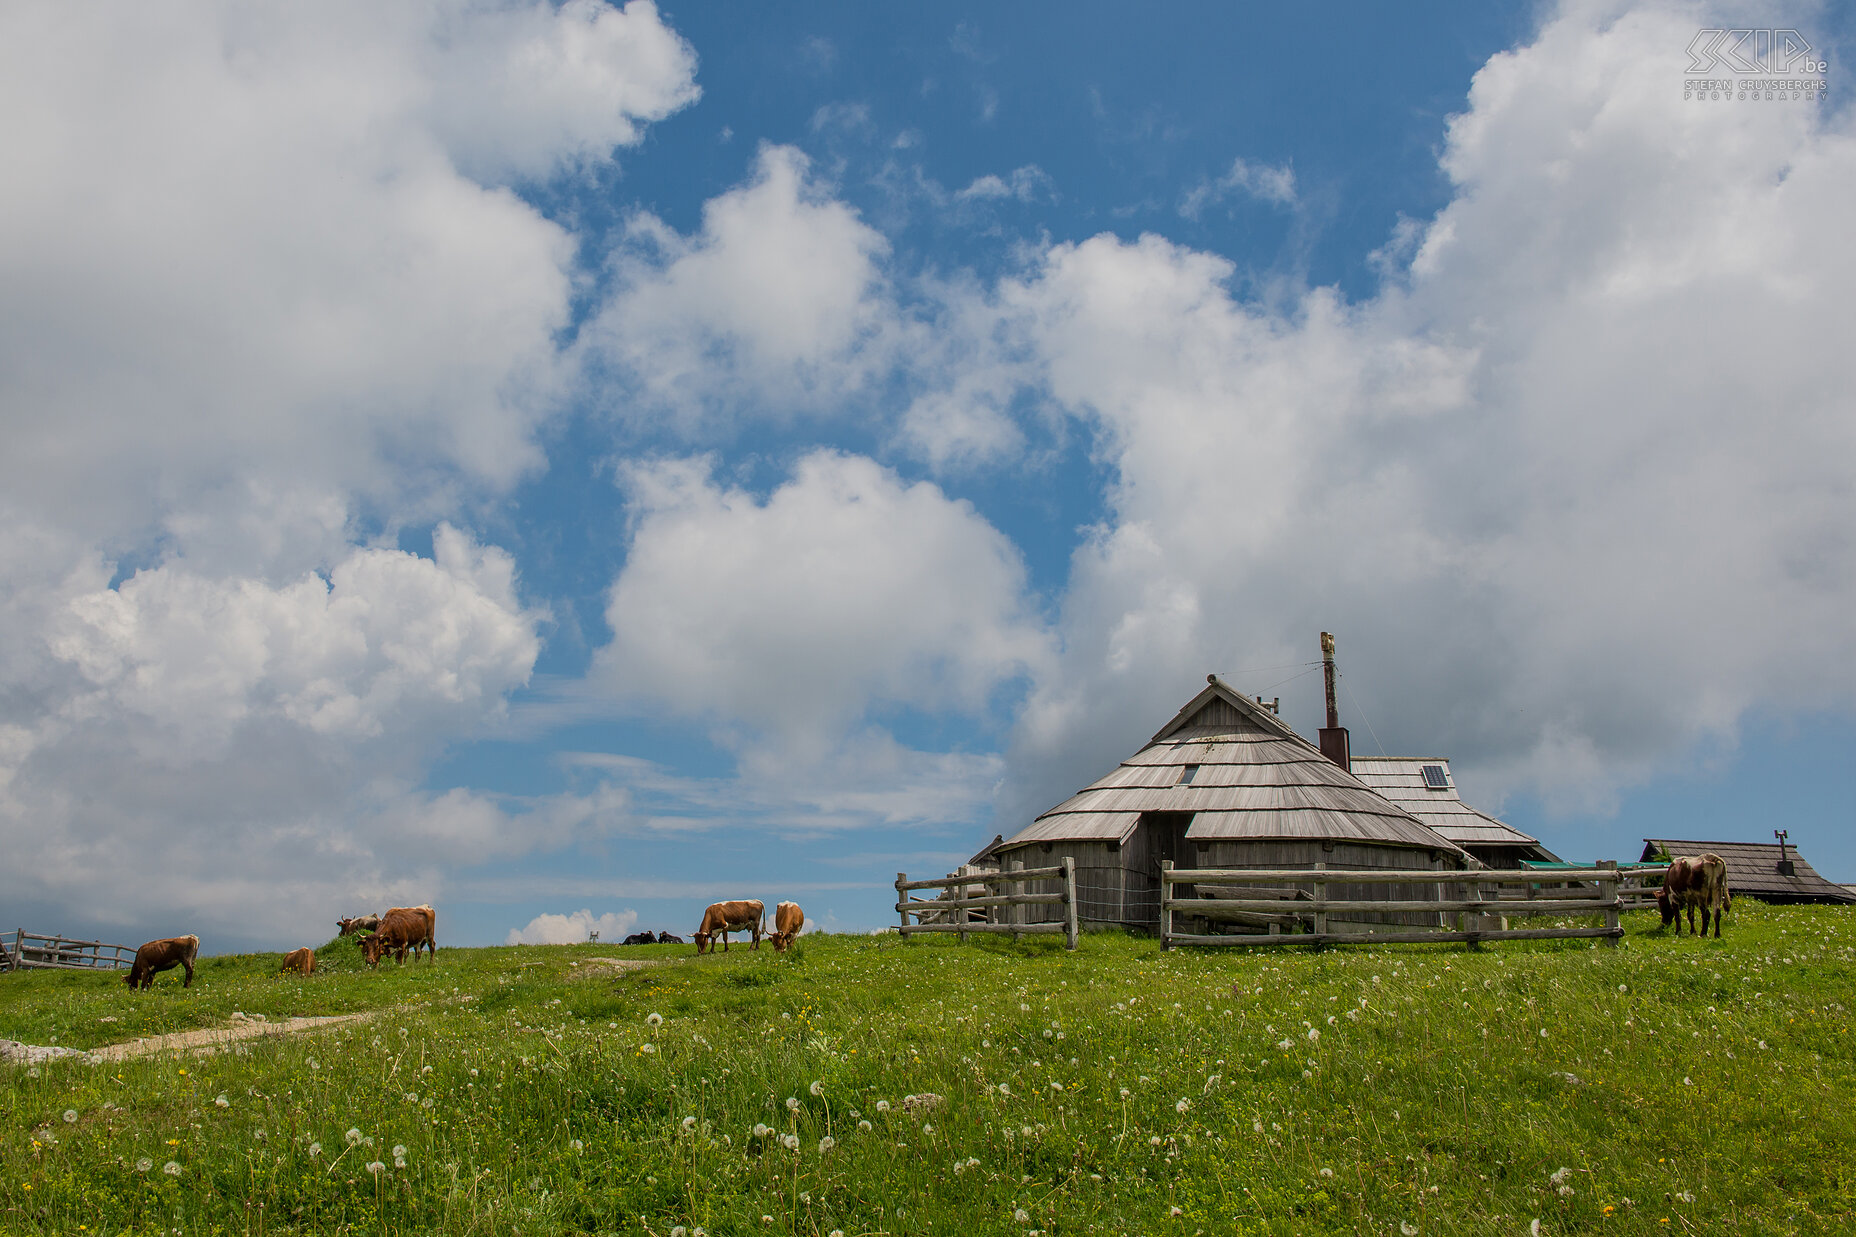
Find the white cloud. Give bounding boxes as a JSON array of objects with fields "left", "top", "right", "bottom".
[
  {"left": 506, "top": 907, "right": 639, "bottom": 945},
  {"left": 0, "top": 0, "right": 698, "bottom": 541},
  {"left": 595, "top": 451, "right": 1052, "bottom": 757},
  {"left": 1179, "top": 156, "right": 1297, "bottom": 218},
  {"left": 0, "top": 0, "right": 696, "bottom": 947},
  {"left": 956, "top": 166, "right": 1054, "bottom": 204},
  {"left": 586, "top": 144, "right": 899, "bottom": 429},
  {"left": 1001, "top": 0, "right": 1856, "bottom": 821},
  {"left": 47, "top": 526, "right": 542, "bottom": 752},
  {"left": 426, "top": 0, "right": 700, "bottom": 183}
]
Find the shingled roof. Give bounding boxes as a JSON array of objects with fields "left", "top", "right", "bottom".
[
  {"left": 1350, "top": 757, "right": 1558, "bottom": 860},
  {"left": 1004, "top": 676, "right": 1470, "bottom": 860},
  {"left": 1639, "top": 838, "right": 1856, "bottom": 904}
]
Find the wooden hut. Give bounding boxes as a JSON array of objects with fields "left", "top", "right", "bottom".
[
  {"left": 1350, "top": 758, "right": 1559, "bottom": 868},
  {"left": 991, "top": 675, "right": 1472, "bottom": 932},
  {"left": 1639, "top": 837, "right": 1856, "bottom": 905}
]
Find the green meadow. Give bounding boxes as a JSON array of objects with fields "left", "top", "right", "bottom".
[{"left": 3, "top": 903, "right": 1853, "bottom": 1236}]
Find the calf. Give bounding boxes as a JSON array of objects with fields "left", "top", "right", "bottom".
[
  {"left": 769, "top": 901, "right": 805, "bottom": 952},
  {"left": 1657, "top": 853, "right": 1731, "bottom": 938},
  {"left": 360, "top": 905, "right": 437, "bottom": 967},
  {"left": 622, "top": 931, "right": 658, "bottom": 946},
  {"left": 655, "top": 931, "right": 683, "bottom": 944},
  {"left": 281, "top": 947, "right": 316, "bottom": 975},
  {"left": 125, "top": 935, "right": 199, "bottom": 990},
  {"left": 693, "top": 900, "right": 765, "bottom": 954},
  {"left": 337, "top": 914, "right": 380, "bottom": 937}
]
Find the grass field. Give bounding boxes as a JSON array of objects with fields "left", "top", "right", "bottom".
[{"left": 3, "top": 902, "right": 1854, "bottom": 1236}]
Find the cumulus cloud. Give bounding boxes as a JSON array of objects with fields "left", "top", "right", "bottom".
[
  {"left": 585, "top": 144, "right": 899, "bottom": 428},
  {"left": 0, "top": 0, "right": 699, "bottom": 540},
  {"left": 0, "top": 0, "right": 698, "bottom": 946},
  {"left": 1000, "top": 1, "right": 1856, "bottom": 820},
  {"left": 506, "top": 907, "right": 639, "bottom": 945},
  {"left": 595, "top": 451, "right": 1051, "bottom": 758}
]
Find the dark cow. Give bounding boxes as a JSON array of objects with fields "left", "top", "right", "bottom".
[
  {"left": 693, "top": 900, "right": 764, "bottom": 954},
  {"left": 655, "top": 931, "right": 683, "bottom": 944},
  {"left": 621, "top": 931, "right": 658, "bottom": 945},
  {"left": 337, "top": 914, "right": 380, "bottom": 937},
  {"left": 281, "top": 947, "right": 316, "bottom": 975},
  {"left": 1657, "top": 853, "right": 1731, "bottom": 938},
  {"left": 360, "top": 905, "right": 437, "bottom": 967},
  {"left": 125, "top": 935, "right": 199, "bottom": 990},
  {"left": 769, "top": 901, "right": 804, "bottom": 952}
]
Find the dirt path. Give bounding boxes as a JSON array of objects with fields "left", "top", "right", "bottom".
[
  {"left": 4, "top": 957, "right": 663, "bottom": 1065},
  {"left": 89, "top": 1010, "right": 382, "bottom": 1061}
]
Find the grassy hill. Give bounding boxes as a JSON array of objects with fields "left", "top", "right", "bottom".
[{"left": 3, "top": 904, "right": 1854, "bottom": 1235}]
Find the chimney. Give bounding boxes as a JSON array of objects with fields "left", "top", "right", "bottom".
[
  {"left": 1317, "top": 631, "right": 1351, "bottom": 772},
  {"left": 1775, "top": 829, "right": 1795, "bottom": 877}
]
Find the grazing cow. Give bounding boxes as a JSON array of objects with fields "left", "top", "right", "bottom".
[
  {"left": 337, "top": 914, "right": 380, "bottom": 937},
  {"left": 655, "top": 931, "right": 683, "bottom": 945},
  {"left": 769, "top": 901, "right": 805, "bottom": 952},
  {"left": 360, "top": 905, "right": 437, "bottom": 967},
  {"left": 693, "top": 900, "right": 765, "bottom": 954},
  {"left": 281, "top": 947, "right": 316, "bottom": 975},
  {"left": 1657, "top": 853, "right": 1732, "bottom": 938},
  {"left": 125, "top": 935, "right": 199, "bottom": 990},
  {"left": 621, "top": 931, "right": 658, "bottom": 946}
]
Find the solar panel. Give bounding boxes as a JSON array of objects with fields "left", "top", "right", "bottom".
[{"left": 1421, "top": 764, "right": 1449, "bottom": 789}]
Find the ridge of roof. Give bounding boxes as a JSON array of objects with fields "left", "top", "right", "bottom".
[{"left": 1147, "top": 674, "right": 1310, "bottom": 749}]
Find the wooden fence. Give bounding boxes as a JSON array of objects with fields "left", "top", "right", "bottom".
[
  {"left": 895, "top": 859, "right": 1080, "bottom": 950},
  {"left": 1160, "top": 861, "right": 1663, "bottom": 950},
  {"left": 1, "top": 929, "right": 137, "bottom": 973}
]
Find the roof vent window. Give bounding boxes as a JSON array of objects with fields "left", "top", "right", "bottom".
[
  {"left": 1421, "top": 764, "right": 1450, "bottom": 789},
  {"left": 1179, "top": 764, "right": 1201, "bottom": 785}
]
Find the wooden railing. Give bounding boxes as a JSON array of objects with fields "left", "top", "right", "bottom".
[
  {"left": 1160, "top": 861, "right": 1661, "bottom": 950},
  {"left": 895, "top": 859, "right": 1079, "bottom": 950},
  {"left": 3, "top": 929, "right": 137, "bottom": 972}
]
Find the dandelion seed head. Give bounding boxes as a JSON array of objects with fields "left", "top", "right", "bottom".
[
  {"left": 62, "top": 1109, "right": 77, "bottom": 1123},
  {"left": 135, "top": 1158, "right": 153, "bottom": 1173},
  {"left": 345, "top": 1128, "right": 364, "bottom": 1146},
  {"left": 308, "top": 1142, "right": 321, "bottom": 1157},
  {"left": 809, "top": 1079, "right": 823, "bottom": 1096},
  {"left": 366, "top": 1161, "right": 385, "bottom": 1175}
]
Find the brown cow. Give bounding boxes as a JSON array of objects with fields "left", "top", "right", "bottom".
[
  {"left": 337, "top": 914, "right": 380, "bottom": 937},
  {"left": 693, "top": 900, "right": 765, "bottom": 954},
  {"left": 1657, "top": 854, "right": 1731, "bottom": 938},
  {"left": 280, "top": 947, "right": 316, "bottom": 975},
  {"left": 125, "top": 935, "right": 199, "bottom": 990},
  {"left": 769, "top": 901, "right": 805, "bottom": 952},
  {"left": 360, "top": 905, "right": 437, "bottom": 967}
]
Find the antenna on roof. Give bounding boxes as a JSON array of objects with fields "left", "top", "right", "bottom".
[{"left": 1318, "top": 632, "right": 1351, "bottom": 772}]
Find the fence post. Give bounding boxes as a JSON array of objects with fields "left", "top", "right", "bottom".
[
  {"left": 1062, "top": 856, "right": 1079, "bottom": 951},
  {"left": 896, "top": 873, "right": 910, "bottom": 939},
  {"left": 1600, "top": 859, "right": 1620, "bottom": 946},
  {"left": 1312, "top": 861, "right": 1328, "bottom": 945},
  {"left": 1159, "top": 860, "right": 1173, "bottom": 951}
]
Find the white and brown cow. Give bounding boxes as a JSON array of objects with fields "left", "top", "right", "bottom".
[
  {"left": 693, "top": 900, "right": 765, "bottom": 954},
  {"left": 1657, "top": 853, "right": 1731, "bottom": 938},
  {"left": 360, "top": 905, "right": 437, "bottom": 967},
  {"left": 337, "top": 914, "right": 381, "bottom": 937},
  {"left": 769, "top": 901, "right": 805, "bottom": 952},
  {"left": 125, "top": 935, "right": 199, "bottom": 990}
]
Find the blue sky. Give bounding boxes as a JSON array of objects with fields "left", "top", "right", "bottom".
[{"left": 2, "top": 0, "right": 1852, "bottom": 952}]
